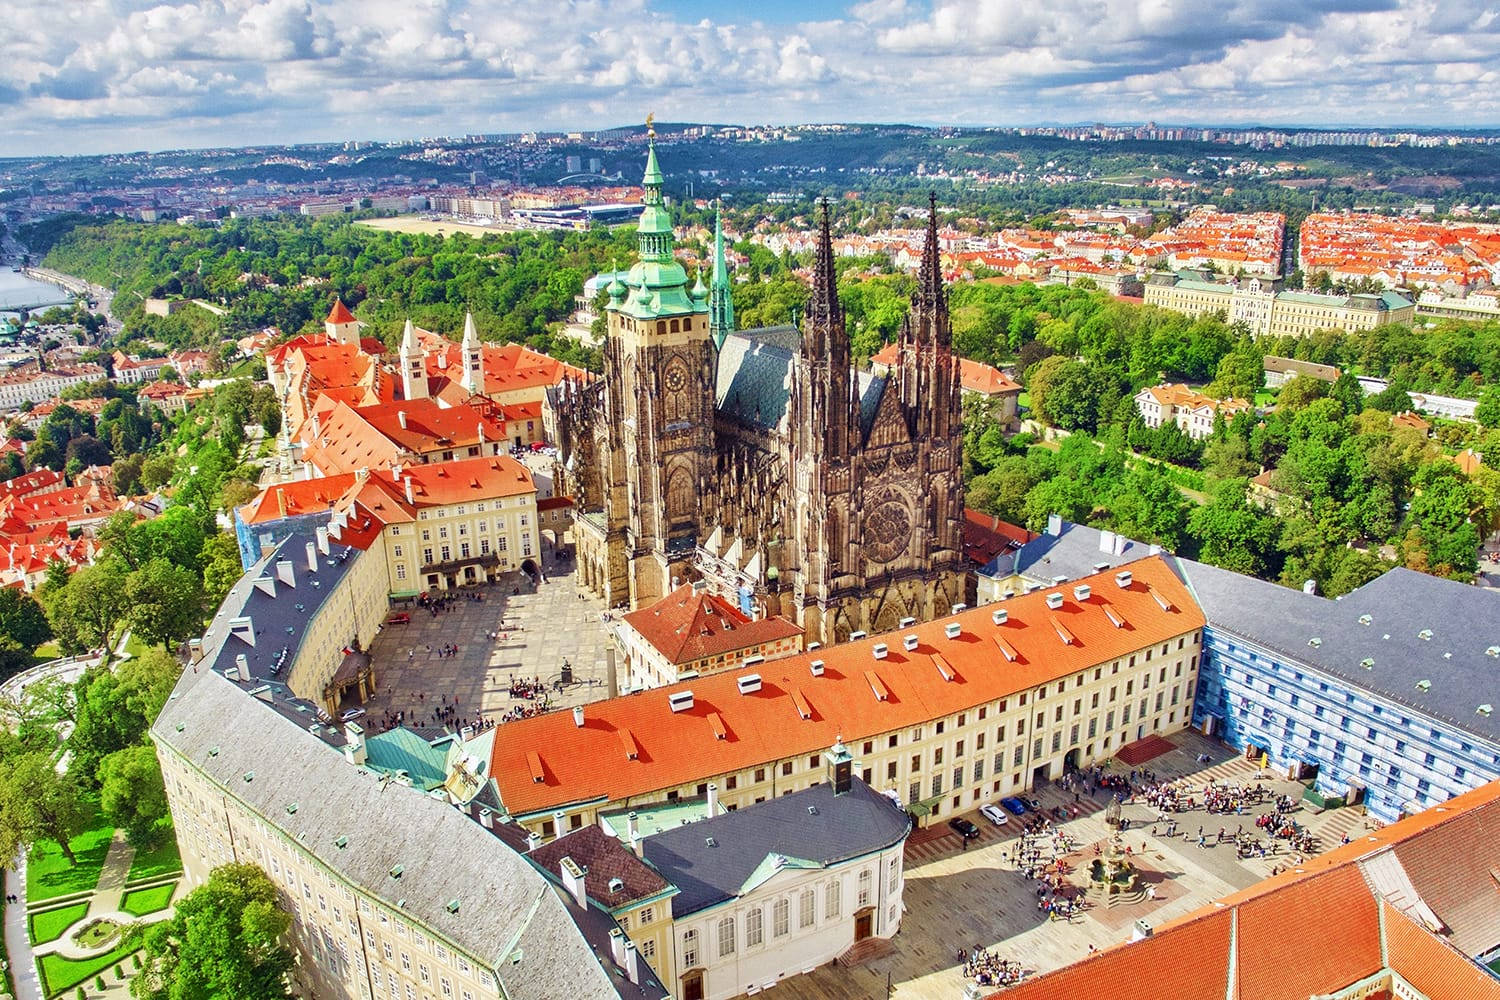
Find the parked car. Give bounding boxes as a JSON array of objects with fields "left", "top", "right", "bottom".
[
  {"left": 979, "top": 803, "right": 1009, "bottom": 826},
  {"left": 948, "top": 816, "right": 981, "bottom": 840},
  {"left": 385, "top": 612, "right": 411, "bottom": 625},
  {"left": 340, "top": 708, "right": 367, "bottom": 722},
  {"left": 1000, "top": 796, "right": 1028, "bottom": 815}
]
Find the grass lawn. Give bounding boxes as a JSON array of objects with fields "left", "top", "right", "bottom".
[
  {"left": 125, "top": 834, "right": 181, "bottom": 882},
  {"left": 28, "top": 902, "right": 90, "bottom": 945},
  {"left": 27, "top": 800, "right": 113, "bottom": 903},
  {"left": 37, "top": 942, "right": 138, "bottom": 998},
  {"left": 120, "top": 884, "right": 175, "bottom": 918}
]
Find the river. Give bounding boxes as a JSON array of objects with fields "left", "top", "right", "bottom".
[{"left": 0, "top": 269, "right": 75, "bottom": 315}]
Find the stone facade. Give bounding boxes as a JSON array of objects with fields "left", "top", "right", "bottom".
[{"left": 556, "top": 143, "right": 966, "bottom": 646}]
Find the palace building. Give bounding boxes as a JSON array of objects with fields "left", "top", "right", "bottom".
[{"left": 552, "top": 136, "right": 967, "bottom": 645}]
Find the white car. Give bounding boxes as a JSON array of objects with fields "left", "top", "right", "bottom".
[
  {"left": 340, "top": 708, "right": 367, "bottom": 722},
  {"left": 979, "top": 803, "right": 1009, "bottom": 826}
]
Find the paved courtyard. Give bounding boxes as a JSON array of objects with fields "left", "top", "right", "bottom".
[
  {"left": 769, "top": 729, "right": 1382, "bottom": 1000},
  {"left": 357, "top": 553, "right": 616, "bottom": 734}
]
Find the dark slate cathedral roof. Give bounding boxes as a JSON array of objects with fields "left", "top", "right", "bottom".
[{"left": 715, "top": 324, "right": 887, "bottom": 438}]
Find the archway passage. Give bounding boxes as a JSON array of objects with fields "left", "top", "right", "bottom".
[
  {"left": 1063, "top": 748, "right": 1081, "bottom": 773},
  {"left": 521, "top": 558, "right": 539, "bottom": 582}
]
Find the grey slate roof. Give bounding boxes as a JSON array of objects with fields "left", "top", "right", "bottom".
[
  {"left": 152, "top": 668, "right": 650, "bottom": 999},
  {"left": 1170, "top": 558, "right": 1500, "bottom": 746},
  {"left": 982, "top": 520, "right": 1153, "bottom": 584},
  {"left": 641, "top": 778, "right": 910, "bottom": 918},
  {"left": 715, "top": 325, "right": 888, "bottom": 439}
]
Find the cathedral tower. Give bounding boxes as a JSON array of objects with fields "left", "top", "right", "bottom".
[
  {"left": 460, "top": 312, "right": 483, "bottom": 395},
  {"left": 325, "top": 298, "right": 359, "bottom": 345},
  {"left": 598, "top": 123, "right": 714, "bottom": 607},
  {"left": 708, "top": 204, "right": 735, "bottom": 350}
]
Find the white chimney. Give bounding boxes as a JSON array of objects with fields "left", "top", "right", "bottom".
[
  {"left": 558, "top": 856, "right": 588, "bottom": 908},
  {"left": 623, "top": 939, "right": 639, "bottom": 985},
  {"left": 902, "top": 634, "right": 919, "bottom": 651},
  {"left": 316, "top": 525, "right": 330, "bottom": 555},
  {"left": 627, "top": 811, "right": 640, "bottom": 854},
  {"left": 344, "top": 722, "right": 366, "bottom": 766},
  {"left": 810, "top": 659, "right": 825, "bottom": 676},
  {"left": 707, "top": 783, "right": 719, "bottom": 817},
  {"left": 404, "top": 476, "right": 414, "bottom": 504},
  {"left": 1099, "top": 530, "right": 1115, "bottom": 553},
  {"left": 552, "top": 810, "right": 567, "bottom": 839},
  {"left": 478, "top": 808, "right": 493, "bottom": 829},
  {"left": 608, "top": 928, "right": 627, "bottom": 968},
  {"left": 397, "top": 410, "right": 407, "bottom": 429},
  {"left": 945, "top": 622, "right": 962, "bottom": 639},
  {"left": 1302, "top": 579, "right": 1317, "bottom": 595},
  {"left": 233, "top": 653, "right": 248, "bottom": 681},
  {"left": 1046, "top": 592, "right": 1064, "bottom": 610},
  {"left": 1115, "top": 570, "right": 1133, "bottom": 589},
  {"left": 572, "top": 706, "right": 585, "bottom": 728},
  {"left": 1046, "top": 513, "right": 1063, "bottom": 536},
  {"left": 1073, "top": 583, "right": 1091, "bottom": 602},
  {"left": 305, "top": 541, "right": 318, "bottom": 572},
  {"left": 276, "top": 559, "right": 295, "bottom": 588},
  {"left": 992, "top": 608, "right": 1008, "bottom": 625},
  {"left": 872, "top": 643, "right": 889, "bottom": 660},
  {"left": 526, "top": 831, "right": 542, "bottom": 852},
  {"left": 188, "top": 638, "right": 204, "bottom": 664},
  {"left": 1114, "top": 532, "right": 1127, "bottom": 555}
]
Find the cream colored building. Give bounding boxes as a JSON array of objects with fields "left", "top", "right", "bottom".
[
  {"left": 1135, "top": 383, "right": 1252, "bottom": 440},
  {"left": 153, "top": 667, "right": 662, "bottom": 1000},
  {"left": 616, "top": 582, "right": 805, "bottom": 691},
  {"left": 1144, "top": 272, "right": 1415, "bottom": 337},
  {"left": 490, "top": 557, "right": 1206, "bottom": 840}
]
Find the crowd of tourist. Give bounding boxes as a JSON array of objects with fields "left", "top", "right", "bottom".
[{"left": 961, "top": 948, "right": 1025, "bottom": 989}]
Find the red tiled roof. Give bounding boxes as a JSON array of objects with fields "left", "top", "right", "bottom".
[
  {"left": 326, "top": 298, "right": 357, "bottom": 325},
  {"left": 1234, "top": 863, "right": 1383, "bottom": 999},
  {"left": 961, "top": 508, "right": 1033, "bottom": 566},
  {"left": 1382, "top": 900, "right": 1500, "bottom": 998},
  {"left": 528, "top": 825, "right": 673, "bottom": 910},
  {"left": 490, "top": 557, "right": 1202, "bottom": 817},
  {"left": 621, "top": 583, "right": 803, "bottom": 666}
]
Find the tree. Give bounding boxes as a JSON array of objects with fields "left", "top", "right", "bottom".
[
  {"left": 41, "top": 559, "right": 128, "bottom": 655},
  {"left": 99, "top": 745, "right": 168, "bottom": 848},
  {"left": 138, "top": 454, "right": 176, "bottom": 491},
  {"left": 0, "top": 753, "right": 86, "bottom": 866},
  {"left": 1188, "top": 480, "right": 1281, "bottom": 577},
  {"left": 0, "top": 587, "right": 52, "bottom": 650},
  {"left": 131, "top": 863, "right": 294, "bottom": 1000},
  {"left": 200, "top": 533, "right": 244, "bottom": 608},
  {"left": 68, "top": 648, "right": 179, "bottom": 788},
  {"left": 1207, "top": 338, "right": 1264, "bottom": 399},
  {"left": 1476, "top": 384, "right": 1500, "bottom": 429},
  {"left": 126, "top": 559, "right": 205, "bottom": 650},
  {"left": 1401, "top": 463, "right": 1480, "bottom": 578}
]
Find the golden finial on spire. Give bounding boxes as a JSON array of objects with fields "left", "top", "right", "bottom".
[{"left": 646, "top": 112, "right": 655, "bottom": 139}]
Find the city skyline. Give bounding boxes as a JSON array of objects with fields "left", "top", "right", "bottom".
[{"left": 5, "top": 0, "right": 1500, "bottom": 157}]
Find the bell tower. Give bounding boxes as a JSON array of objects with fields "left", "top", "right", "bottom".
[
  {"left": 599, "top": 117, "right": 714, "bottom": 607},
  {"left": 460, "top": 312, "right": 483, "bottom": 396},
  {"left": 399, "top": 319, "right": 427, "bottom": 401}
]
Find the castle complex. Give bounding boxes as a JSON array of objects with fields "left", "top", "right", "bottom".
[{"left": 554, "top": 137, "right": 967, "bottom": 644}]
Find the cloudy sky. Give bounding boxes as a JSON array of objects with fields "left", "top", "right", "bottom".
[{"left": 4, "top": 0, "right": 1499, "bottom": 156}]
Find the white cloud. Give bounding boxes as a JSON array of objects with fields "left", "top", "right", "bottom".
[{"left": 1, "top": 0, "right": 1499, "bottom": 154}]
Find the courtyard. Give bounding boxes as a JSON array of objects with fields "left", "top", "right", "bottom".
[
  {"left": 357, "top": 555, "right": 616, "bottom": 735},
  {"left": 769, "top": 729, "right": 1380, "bottom": 1000}
]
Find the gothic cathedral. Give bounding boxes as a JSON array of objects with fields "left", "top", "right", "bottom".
[{"left": 554, "top": 135, "right": 966, "bottom": 645}]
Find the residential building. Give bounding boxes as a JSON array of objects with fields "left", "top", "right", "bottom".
[
  {"left": 1177, "top": 559, "right": 1500, "bottom": 823},
  {"left": 236, "top": 454, "right": 540, "bottom": 597},
  {"left": 1142, "top": 209, "right": 1285, "bottom": 277},
  {"left": 1263, "top": 355, "right": 1340, "bottom": 388},
  {"left": 111, "top": 350, "right": 168, "bottom": 384},
  {"left": 488, "top": 557, "right": 1206, "bottom": 839},
  {"left": 0, "top": 363, "right": 106, "bottom": 410},
  {"left": 974, "top": 515, "right": 1152, "bottom": 605},
  {"left": 1144, "top": 272, "right": 1415, "bottom": 337},
  {"left": 994, "top": 778, "right": 1500, "bottom": 1000},
  {"left": 296, "top": 397, "right": 513, "bottom": 477},
  {"left": 616, "top": 582, "right": 805, "bottom": 691},
  {"left": 137, "top": 380, "right": 207, "bottom": 415},
  {"left": 1134, "top": 383, "right": 1252, "bottom": 440}
]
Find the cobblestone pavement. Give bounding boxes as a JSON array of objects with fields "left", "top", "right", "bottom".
[
  {"left": 767, "top": 729, "right": 1384, "bottom": 1000},
  {"left": 358, "top": 556, "right": 616, "bottom": 734}
]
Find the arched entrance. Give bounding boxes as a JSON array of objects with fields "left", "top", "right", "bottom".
[
  {"left": 521, "top": 558, "right": 539, "bottom": 582},
  {"left": 1063, "top": 748, "right": 1081, "bottom": 773}
]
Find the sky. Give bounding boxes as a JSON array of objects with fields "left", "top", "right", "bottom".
[{"left": 4, "top": 0, "right": 1500, "bottom": 156}]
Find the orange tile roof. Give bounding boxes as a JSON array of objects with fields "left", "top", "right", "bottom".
[
  {"left": 622, "top": 584, "right": 803, "bottom": 666},
  {"left": 326, "top": 298, "right": 356, "bottom": 325},
  {"left": 302, "top": 398, "right": 508, "bottom": 475},
  {"left": 1381, "top": 900, "right": 1500, "bottom": 998},
  {"left": 489, "top": 557, "right": 1202, "bottom": 817},
  {"left": 1234, "top": 863, "right": 1383, "bottom": 999}
]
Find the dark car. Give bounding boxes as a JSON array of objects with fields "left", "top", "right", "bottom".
[
  {"left": 1000, "top": 796, "right": 1029, "bottom": 815},
  {"left": 948, "top": 817, "right": 981, "bottom": 840}
]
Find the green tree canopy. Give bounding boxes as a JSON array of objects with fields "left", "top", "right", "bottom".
[
  {"left": 99, "top": 744, "right": 169, "bottom": 848},
  {"left": 131, "top": 863, "right": 294, "bottom": 1000}
]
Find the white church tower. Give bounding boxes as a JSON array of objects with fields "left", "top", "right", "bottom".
[
  {"left": 400, "top": 319, "right": 428, "bottom": 401},
  {"left": 461, "top": 312, "right": 483, "bottom": 396}
]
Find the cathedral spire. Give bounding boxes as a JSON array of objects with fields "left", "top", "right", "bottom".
[
  {"left": 635, "top": 118, "right": 673, "bottom": 265},
  {"left": 709, "top": 202, "right": 735, "bottom": 350},
  {"left": 805, "top": 199, "right": 843, "bottom": 351},
  {"left": 918, "top": 191, "right": 945, "bottom": 313}
]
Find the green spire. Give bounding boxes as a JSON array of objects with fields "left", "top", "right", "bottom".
[
  {"left": 635, "top": 138, "right": 674, "bottom": 265},
  {"left": 709, "top": 201, "right": 735, "bottom": 349}
]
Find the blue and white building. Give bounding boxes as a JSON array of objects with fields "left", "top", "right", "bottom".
[{"left": 1174, "top": 560, "right": 1500, "bottom": 823}]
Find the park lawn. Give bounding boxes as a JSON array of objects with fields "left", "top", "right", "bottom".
[
  {"left": 26, "top": 799, "right": 113, "bottom": 903},
  {"left": 37, "top": 942, "right": 138, "bottom": 998},
  {"left": 28, "top": 901, "right": 90, "bottom": 945},
  {"left": 121, "top": 883, "right": 176, "bottom": 918},
  {"left": 125, "top": 834, "right": 181, "bottom": 883}
]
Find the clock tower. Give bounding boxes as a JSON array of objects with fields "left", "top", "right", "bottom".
[{"left": 597, "top": 121, "right": 714, "bottom": 607}]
